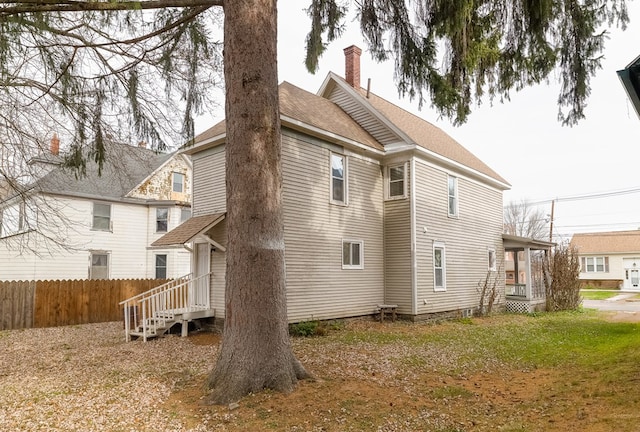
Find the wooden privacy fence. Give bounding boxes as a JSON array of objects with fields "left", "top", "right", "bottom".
[{"left": 0, "top": 279, "right": 167, "bottom": 330}]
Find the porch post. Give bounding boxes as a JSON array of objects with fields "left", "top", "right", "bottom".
[
  {"left": 513, "top": 251, "right": 520, "bottom": 284},
  {"left": 525, "top": 247, "right": 533, "bottom": 300}
]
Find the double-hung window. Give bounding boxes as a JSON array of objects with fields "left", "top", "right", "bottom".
[
  {"left": 448, "top": 176, "right": 458, "bottom": 217},
  {"left": 433, "top": 242, "right": 446, "bottom": 291},
  {"left": 156, "top": 208, "right": 168, "bottom": 233},
  {"left": 92, "top": 203, "right": 111, "bottom": 231},
  {"left": 155, "top": 254, "right": 168, "bottom": 279},
  {"left": 330, "top": 153, "right": 347, "bottom": 205},
  {"left": 387, "top": 163, "right": 407, "bottom": 199},
  {"left": 488, "top": 248, "right": 497, "bottom": 271},
  {"left": 342, "top": 239, "right": 363, "bottom": 269},
  {"left": 580, "top": 256, "right": 609, "bottom": 273},
  {"left": 180, "top": 208, "right": 191, "bottom": 223},
  {"left": 89, "top": 252, "right": 109, "bottom": 279},
  {"left": 172, "top": 172, "right": 185, "bottom": 193}
]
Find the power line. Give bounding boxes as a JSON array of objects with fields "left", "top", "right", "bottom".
[{"left": 506, "top": 186, "right": 640, "bottom": 207}]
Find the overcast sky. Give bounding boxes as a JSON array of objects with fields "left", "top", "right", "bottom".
[{"left": 199, "top": 1, "right": 640, "bottom": 241}]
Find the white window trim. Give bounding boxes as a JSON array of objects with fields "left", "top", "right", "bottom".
[
  {"left": 155, "top": 253, "right": 168, "bottom": 279},
  {"left": 172, "top": 172, "right": 185, "bottom": 193},
  {"left": 433, "top": 241, "right": 446, "bottom": 292},
  {"left": 330, "top": 152, "right": 348, "bottom": 206},
  {"left": 89, "top": 250, "right": 110, "bottom": 280},
  {"left": 342, "top": 239, "right": 364, "bottom": 270},
  {"left": 156, "top": 207, "right": 169, "bottom": 233},
  {"left": 447, "top": 175, "right": 458, "bottom": 218},
  {"left": 386, "top": 162, "right": 408, "bottom": 200},
  {"left": 92, "top": 202, "right": 112, "bottom": 232},
  {"left": 580, "top": 256, "right": 609, "bottom": 273},
  {"left": 488, "top": 248, "right": 497, "bottom": 272}
]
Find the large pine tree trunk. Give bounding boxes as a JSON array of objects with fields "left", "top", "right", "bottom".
[{"left": 207, "top": 0, "right": 309, "bottom": 404}]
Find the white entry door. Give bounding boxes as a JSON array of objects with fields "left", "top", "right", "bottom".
[
  {"left": 630, "top": 269, "right": 639, "bottom": 289},
  {"left": 193, "top": 243, "right": 211, "bottom": 308}
]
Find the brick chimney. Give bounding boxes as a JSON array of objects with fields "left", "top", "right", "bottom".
[
  {"left": 50, "top": 133, "right": 60, "bottom": 156},
  {"left": 344, "top": 45, "right": 362, "bottom": 89}
]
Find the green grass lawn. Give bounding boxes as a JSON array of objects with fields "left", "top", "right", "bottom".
[{"left": 580, "top": 290, "right": 620, "bottom": 300}]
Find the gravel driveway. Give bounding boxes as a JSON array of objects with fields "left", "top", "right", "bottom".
[{"left": 0, "top": 322, "right": 217, "bottom": 432}]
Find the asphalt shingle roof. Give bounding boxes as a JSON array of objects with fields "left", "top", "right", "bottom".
[
  {"left": 35, "top": 144, "right": 172, "bottom": 200},
  {"left": 570, "top": 230, "right": 640, "bottom": 254}
]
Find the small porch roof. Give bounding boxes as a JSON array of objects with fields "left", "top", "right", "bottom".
[
  {"left": 502, "top": 234, "right": 555, "bottom": 251},
  {"left": 151, "top": 213, "right": 225, "bottom": 247}
]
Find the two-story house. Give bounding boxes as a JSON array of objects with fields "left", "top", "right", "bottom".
[
  {"left": 0, "top": 138, "right": 193, "bottom": 281},
  {"left": 144, "top": 45, "right": 511, "bottom": 330}
]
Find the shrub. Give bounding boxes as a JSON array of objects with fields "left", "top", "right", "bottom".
[{"left": 543, "top": 244, "right": 582, "bottom": 311}]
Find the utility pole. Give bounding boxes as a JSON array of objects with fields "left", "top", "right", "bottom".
[{"left": 549, "top": 199, "right": 555, "bottom": 243}]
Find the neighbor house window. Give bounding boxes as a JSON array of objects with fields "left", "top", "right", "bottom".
[
  {"left": 89, "top": 252, "right": 109, "bottom": 279},
  {"left": 330, "top": 153, "right": 347, "bottom": 204},
  {"left": 155, "top": 254, "right": 167, "bottom": 279},
  {"left": 180, "top": 207, "right": 191, "bottom": 223},
  {"left": 156, "top": 208, "right": 168, "bottom": 232},
  {"left": 0, "top": 202, "right": 32, "bottom": 237},
  {"left": 488, "top": 248, "right": 497, "bottom": 271},
  {"left": 433, "top": 242, "right": 446, "bottom": 291},
  {"left": 387, "top": 163, "right": 407, "bottom": 199},
  {"left": 92, "top": 202, "right": 111, "bottom": 231},
  {"left": 581, "top": 256, "right": 609, "bottom": 273},
  {"left": 447, "top": 176, "right": 458, "bottom": 217},
  {"left": 342, "top": 240, "right": 363, "bottom": 269},
  {"left": 172, "top": 172, "right": 185, "bottom": 193}
]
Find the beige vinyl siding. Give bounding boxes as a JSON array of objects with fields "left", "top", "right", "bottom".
[
  {"left": 206, "top": 219, "right": 227, "bottom": 318},
  {"left": 191, "top": 146, "right": 225, "bottom": 217},
  {"left": 281, "top": 128, "right": 385, "bottom": 322},
  {"left": 383, "top": 169, "right": 412, "bottom": 314},
  {"left": 414, "top": 159, "right": 504, "bottom": 314},
  {"left": 326, "top": 86, "right": 401, "bottom": 145}
]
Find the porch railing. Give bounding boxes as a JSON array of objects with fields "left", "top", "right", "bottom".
[
  {"left": 506, "top": 281, "right": 546, "bottom": 300},
  {"left": 506, "top": 283, "right": 526, "bottom": 297},
  {"left": 119, "top": 272, "right": 211, "bottom": 342}
]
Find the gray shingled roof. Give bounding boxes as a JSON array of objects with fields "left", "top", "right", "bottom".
[{"left": 34, "top": 144, "right": 172, "bottom": 201}]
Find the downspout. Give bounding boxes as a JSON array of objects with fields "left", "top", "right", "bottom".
[{"left": 410, "top": 158, "right": 418, "bottom": 315}]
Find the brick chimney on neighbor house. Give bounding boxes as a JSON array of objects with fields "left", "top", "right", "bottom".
[
  {"left": 344, "top": 45, "right": 362, "bottom": 89},
  {"left": 50, "top": 133, "right": 60, "bottom": 156}
]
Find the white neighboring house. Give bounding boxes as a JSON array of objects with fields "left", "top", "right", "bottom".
[
  {"left": 571, "top": 230, "right": 640, "bottom": 291},
  {"left": 0, "top": 139, "right": 192, "bottom": 281}
]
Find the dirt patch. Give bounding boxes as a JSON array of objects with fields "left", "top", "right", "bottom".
[
  {"left": 597, "top": 310, "right": 640, "bottom": 323},
  {"left": 162, "top": 313, "right": 640, "bottom": 431}
]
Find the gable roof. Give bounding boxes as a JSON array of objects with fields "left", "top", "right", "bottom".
[
  {"left": 187, "top": 74, "right": 509, "bottom": 190},
  {"left": 570, "top": 230, "right": 640, "bottom": 254},
  {"left": 33, "top": 143, "right": 172, "bottom": 201},
  {"left": 320, "top": 73, "right": 509, "bottom": 187},
  {"left": 187, "top": 82, "right": 382, "bottom": 153}
]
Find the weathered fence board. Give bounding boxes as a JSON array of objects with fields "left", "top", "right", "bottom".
[
  {"left": 0, "top": 279, "right": 166, "bottom": 330},
  {"left": 0, "top": 280, "right": 35, "bottom": 330}
]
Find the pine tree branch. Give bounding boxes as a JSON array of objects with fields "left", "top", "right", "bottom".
[{"left": 0, "top": 0, "right": 223, "bottom": 16}]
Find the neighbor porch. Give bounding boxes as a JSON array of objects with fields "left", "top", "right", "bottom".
[{"left": 503, "top": 234, "right": 555, "bottom": 313}]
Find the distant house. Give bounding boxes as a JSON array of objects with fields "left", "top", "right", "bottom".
[
  {"left": 570, "top": 230, "right": 640, "bottom": 290},
  {"left": 0, "top": 138, "right": 192, "bottom": 281},
  {"left": 128, "top": 44, "right": 511, "bottom": 339}
]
